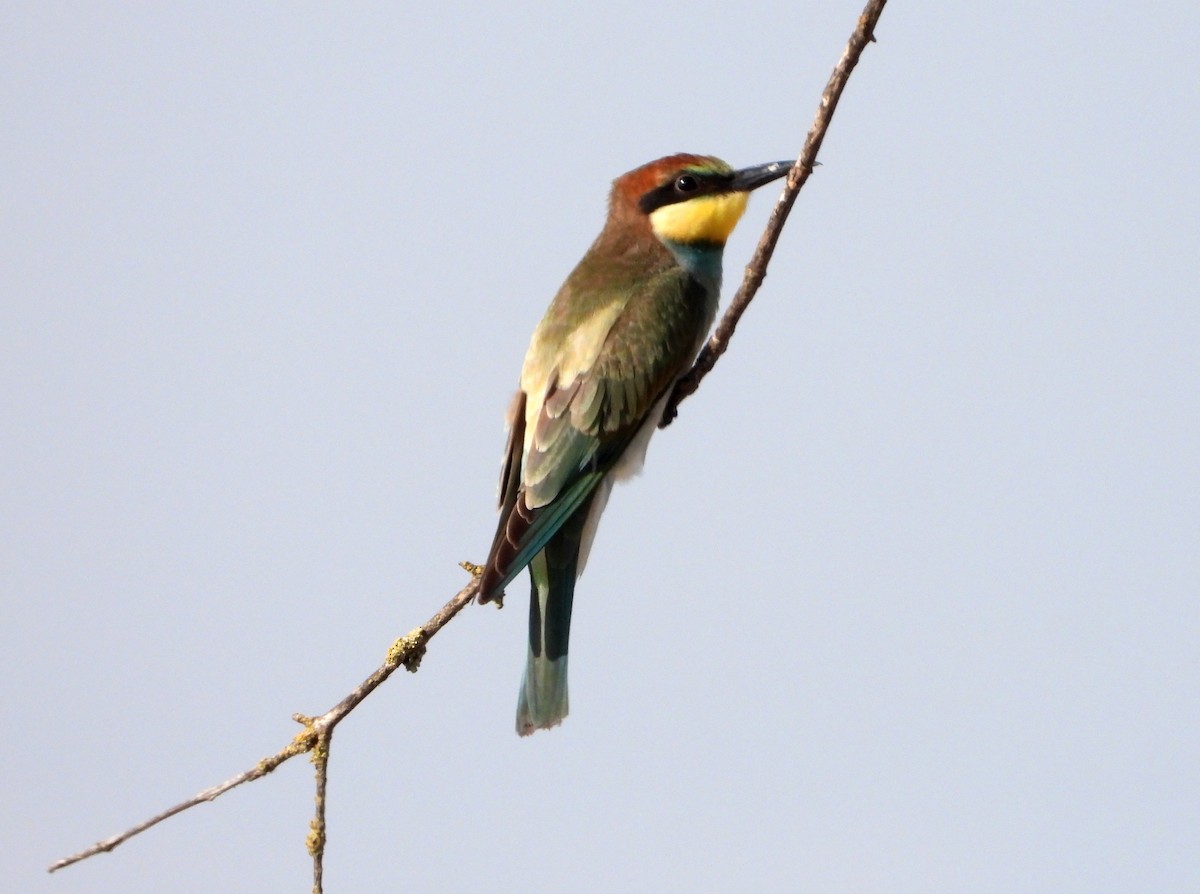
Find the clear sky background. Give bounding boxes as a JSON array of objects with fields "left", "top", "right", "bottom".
[{"left": 5, "top": 2, "right": 1198, "bottom": 892}]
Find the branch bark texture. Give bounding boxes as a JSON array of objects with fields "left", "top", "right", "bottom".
[{"left": 48, "top": 574, "right": 480, "bottom": 882}]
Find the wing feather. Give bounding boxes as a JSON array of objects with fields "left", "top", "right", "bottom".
[{"left": 480, "top": 254, "right": 716, "bottom": 604}]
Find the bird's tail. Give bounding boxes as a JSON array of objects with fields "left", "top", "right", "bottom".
[
  {"left": 515, "top": 504, "right": 587, "bottom": 736},
  {"left": 517, "top": 645, "right": 569, "bottom": 735}
]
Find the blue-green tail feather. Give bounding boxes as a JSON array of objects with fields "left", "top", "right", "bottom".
[{"left": 516, "top": 497, "right": 591, "bottom": 735}]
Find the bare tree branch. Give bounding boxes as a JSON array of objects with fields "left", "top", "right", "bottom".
[
  {"left": 49, "top": 0, "right": 887, "bottom": 881},
  {"left": 307, "top": 727, "right": 333, "bottom": 894},
  {"left": 660, "top": 0, "right": 888, "bottom": 428},
  {"left": 48, "top": 572, "right": 480, "bottom": 875}
]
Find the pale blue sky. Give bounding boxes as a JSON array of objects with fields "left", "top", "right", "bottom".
[{"left": 5, "top": 3, "right": 1198, "bottom": 892}]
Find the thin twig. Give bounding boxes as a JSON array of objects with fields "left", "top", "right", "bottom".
[
  {"left": 50, "top": 0, "right": 888, "bottom": 879},
  {"left": 660, "top": 0, "right": 888, "bottom": 428},
  {"left": 48, "top": 572, "right": 480, "bottom": 874},
  {"left": 307, "top": 727, "right": 332, "bottom": 894}
]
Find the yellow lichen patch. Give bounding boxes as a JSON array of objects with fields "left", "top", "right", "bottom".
[
  {"left": 459, "top": 560, "right": 484, "bottom": 577},
  {"left": 278, "top": 717, "right": 319, "bottom": 760},
  {"left": 649, "top": 191, "right": 750, "bottom": 245},
  {"left": 306, "top": 818, "right": 325, "bottom": 856},
  {"left": 387, "top": 628, "right": 427, "bottom": 672}
]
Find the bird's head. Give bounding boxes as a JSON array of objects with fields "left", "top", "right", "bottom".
[{"left": 609, "top": 153, "right": 792, "bottom": 247}]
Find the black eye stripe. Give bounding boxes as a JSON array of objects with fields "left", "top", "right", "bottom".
[{"left": 638, "top": 170, "right": 727, "bottom": 214}]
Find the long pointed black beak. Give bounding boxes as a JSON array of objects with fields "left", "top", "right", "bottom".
[{"left": 729, "top": 160, "right": 793, "bottom": 192}]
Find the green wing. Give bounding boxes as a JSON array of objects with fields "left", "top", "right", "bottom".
[{"left": 479, "top": 264, "right": 712, "bottom": 602}]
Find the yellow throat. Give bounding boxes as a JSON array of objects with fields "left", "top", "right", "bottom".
[{"left": 648, "top": 191, "right": 750, "bottom": 245}]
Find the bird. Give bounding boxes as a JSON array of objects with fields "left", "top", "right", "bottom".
[{"left": 478, "top": 153, "right": 791, "bottom": 736}]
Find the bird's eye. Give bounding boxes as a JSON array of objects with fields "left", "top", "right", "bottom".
[{"left": 675, "top": 174, "right": 699, "bottom": 193}]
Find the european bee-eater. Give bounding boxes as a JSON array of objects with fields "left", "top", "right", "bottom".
[{"left": 479, "top": 153, "right": 791, "bottom": 735}]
